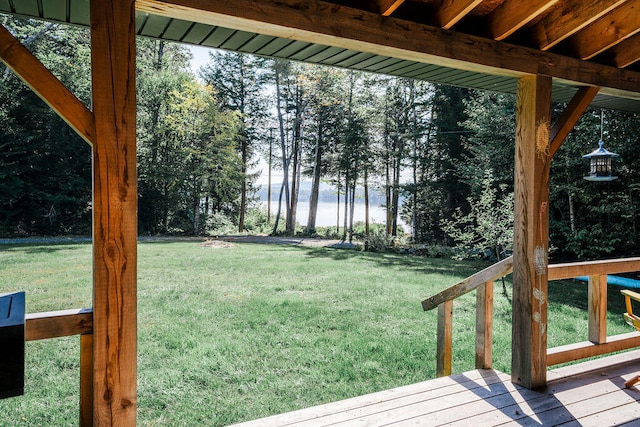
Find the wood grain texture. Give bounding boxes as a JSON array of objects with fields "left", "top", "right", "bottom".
[
  {"left": 80, "top": 333, "right": 94, "bottom": 427},
  {"left": 549, "top": 86, "right": 599, "bottom": 158},
  {"left": 547, "top": 332, "right": 640, "bottom": 366},
  {"left": 25, "top": 308, "right": 93, "bottom": 341},
  {"left": 436, "top": 300, "right": 453, "bottom": 377},
  {"left": 377, "top": 0, "right": 404, "bottom": 16},
  {"left": 606, "top": 32, "right": 640, "bottom": 68},
  {"left": 0, "top": 24, "right": 95, "bottom": 145},
  {"left": 564, "top": 0, "right": 640, "bottom": 60},
  {"left": 588, "top": 274, "right": 608, "bottom": 344},
  {"left": 475, "top": 281, "right": 493, "bottom": 369},
  {"left": 90, "top": 0, "right": 138, "bottom": 424},
  {"left": 487, "top": 0, "right": 558, "bottom": 41},
  {"left": 437, "top": 0, "right": 483, "bottom": 29},
  {"left": 511, "top": 74, "right": 551, "bottom": 390},
  {"left": 136, "top": 0, "right": 640, "bottom": 99},
  {"left": 548, "top": 257, "right": 640, "bottom": 280},
  {"left": 528, "top": 0, "right": 626, "bottom": 50}
]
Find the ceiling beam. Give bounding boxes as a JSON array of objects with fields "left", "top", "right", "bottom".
[
  {"left": 378, "top": 0, "right": 405, "bottom": 16},
  {"left": 564, "top": 0, "right": 640, "bottom": 60},
  {"left": 549, "top": 86, "right": 600, "bottom": 158},
  {"left": 487, "top": 0, "right": 559, "bottom": 41},
  {"left": 606, "top": 33, "right": 640, "bottom": 68},
  {"left": 136, "top": 0, "right": 640, "bottom": 99},
  {"left": 528, "top": 0, "right": 626, "bottom": 51},
  {"left": 0, "top": 24, "right": 95, "bottom": 145},
  {"left": 437, "top": 0, "right": 483, "bottom": 30}
]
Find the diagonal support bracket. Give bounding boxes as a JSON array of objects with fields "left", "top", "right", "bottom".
[
  {"left": 0, "top": 24, "right": 95, "bottom": 145},
  {"left": 549, "top": 86, "right": 600, "bottom": 158}
]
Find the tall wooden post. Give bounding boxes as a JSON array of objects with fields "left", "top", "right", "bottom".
[
  {"left": 511, "top": 74, "right": 552, "bottom": 390},
  {"left": 90, "top": 0, "right": 137, "bottom": 424}
]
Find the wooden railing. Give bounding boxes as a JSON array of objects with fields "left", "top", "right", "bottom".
[
  {"left": 25, "top": 308, "right": 93, "bottom": 426},
  {"left": 423, "top": 256, "right": 640, "bottom": 377}
]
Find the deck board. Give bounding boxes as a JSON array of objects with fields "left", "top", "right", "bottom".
[{"left": 232, "top": 350, "right": 640, "bottom": 426}]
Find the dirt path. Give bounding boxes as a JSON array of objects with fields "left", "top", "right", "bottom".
[{"left": 205, "top": 235, "right": 359, "bottom": 249}]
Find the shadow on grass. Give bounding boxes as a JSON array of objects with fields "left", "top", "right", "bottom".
[
  {"left": 1, "top": 241, "right": 91, "bottom": 254},
  {"left": 295, "top": 244, "right": 487, "bottom": 279}
]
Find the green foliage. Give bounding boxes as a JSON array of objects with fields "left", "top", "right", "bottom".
[
  {"left": 0, "top": 18, "right": 92, "bottom": 237},
  {"left": 442, "top": 170, "right": 514, "bottom": 260}
]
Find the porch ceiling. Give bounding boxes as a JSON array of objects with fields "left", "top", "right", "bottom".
[{"left": 2, "top": 0, "right": 640, "bottom": 112}]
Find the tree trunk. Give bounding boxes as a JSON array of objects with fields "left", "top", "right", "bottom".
[
  {"left": 307, "top": 118, "right": 323, "bottom": 233},
  {"left": 364, "top": 168, "right": 370, "bottom": 237}
]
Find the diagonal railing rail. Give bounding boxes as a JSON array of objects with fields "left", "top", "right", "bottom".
[{"left": 422, "top": 256, "right": 513, "bottom": 376}]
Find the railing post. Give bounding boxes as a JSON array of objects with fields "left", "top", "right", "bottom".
[
  {"left": 437, "top": 300, "right": 453, "bottom": 377},
  {"left": 476, "top": 280, "right": 494, "bottom": 369},
  {"left": 79, "top": 333, "right": 93, "bottom": 427},
  {"left": 588, "top": 274, "right": 608, "bottom": 344}
]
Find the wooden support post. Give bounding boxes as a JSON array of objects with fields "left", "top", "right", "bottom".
[
  {"left": 436, "top": 300, "right": 453, "bottom": 377},
  {"left": 588, "top": 274, "right": 608, "bottom": 344},
  {"left": 476, "top": 281, "right": 494, "bottom": 369},
  {"left": 511, "top": 74, "right": 552, "bottom": 390},
  {"left": 79, "top": 334, "right": 94, "bottom": 427},
  {"left": 90, "top": 0, "right": 137, "bottom": 424}
]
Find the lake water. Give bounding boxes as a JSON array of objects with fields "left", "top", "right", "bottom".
[{"left": 262, "top": 201, "right": 403, "bottom": 228}]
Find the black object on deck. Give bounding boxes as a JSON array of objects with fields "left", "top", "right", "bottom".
[{"left": 0, "top": 291, "right": 25, "bottom": 399}]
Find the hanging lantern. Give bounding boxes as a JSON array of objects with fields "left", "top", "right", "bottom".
[{"left": 583, "top": 140, "right": 619, "bottom": 182}]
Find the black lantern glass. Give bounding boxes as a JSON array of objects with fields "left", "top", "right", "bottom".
[{"left": 583, "top": 140, "right": 619, "bottom": 182}]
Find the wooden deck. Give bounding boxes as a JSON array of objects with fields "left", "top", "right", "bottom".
[{"left": 233, "top": 350, "right": 640, "bottom": 426}]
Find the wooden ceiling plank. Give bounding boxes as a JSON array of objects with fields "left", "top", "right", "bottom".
[
  {"left": 529, "top": 0, "right": 626, "bottom": 51},
  {"left": 135, "top": 0, "right": 640, "bottom": 98},
  {"left": 378, "top": 0, "right": 405, "bottom": 17},
  {"left": 438, "top": 0, "right": 483, "bottom": 30},
  {"left": 566, "top": 0, "right": 640, "bottom": 60},
  {"left": 489, "top": 0, "right": 559, "bottom": 41},
  {"left": 607, "top": 33, "right": 640, "bottom": 68},
  {"left": 0, "top": 23, "right": 95, "bottom": 145},
  {"left": 549, "top": 86, "right": 600, "bottom": 158}
]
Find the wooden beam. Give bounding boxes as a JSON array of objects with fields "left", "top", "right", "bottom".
[
  {"left": 422, "top": 255, "right": 513, "bottom": 311},
  {"left": 25, "top": 308, "right": 93, "bottom": 341},
  {"left": 549, "top": 86, "right": 599, "bottom": 158},
  {"left": 487, "top": 0, "right": 559, "bottom": 41},
  {"left": 564, "top": 0, "right": 640, "bottom": 60},
  {"left": 436, "top": 300, "right": 453, "bottom": 377},
  {"left": 588, "top": 275, "right": 608, "bottom": 344},
  {"left": 377, "top": 0, "right": 404, "bottom": 16},
  {"left": 437, "top": 0, "right": 483, "bottom": 30},
  {"left": 90, "top": 0, "right": 138, "bottom": 424},
  {"left": 79, "top": 334, "right": 94, "bottom": 427},
  {"left": 607, "top": 32, "right": 640, "bottom": 68},
  {"left": 547, "top": 332, "right": 640, "bottom": 366},
  {"left": 511, "top": 74, "right": 552, "bottom": 390},
  {"left": 475, "top": 281, "right": 493, "bottom": 369},
  {"left": 528, "top": 0, "right": 626, "bottom": 51},
  {"left": 136, "top": 0, "right": 640, "bottom": 99},
  {"left": 0, "top": 24, "right": 95, "bottom": 145},
  {"left": 548, "top": 257, "right": 640, "bottom": 280}
]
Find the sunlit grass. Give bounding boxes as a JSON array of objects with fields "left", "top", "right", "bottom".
[{"left": 0, "top": 240, "right": 633, "bottom": 426}]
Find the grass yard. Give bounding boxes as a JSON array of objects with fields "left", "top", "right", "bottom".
[{"left": 0, "top": 239, "right": 633, "bottom": 426}]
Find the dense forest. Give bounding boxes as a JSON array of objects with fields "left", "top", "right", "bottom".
[{"left": 2, "top": 16, "right": 640, "bottom": 261}]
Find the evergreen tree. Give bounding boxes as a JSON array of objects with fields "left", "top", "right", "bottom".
[{"left": 200, "top": 51, "right": 269, "bottom": 232}]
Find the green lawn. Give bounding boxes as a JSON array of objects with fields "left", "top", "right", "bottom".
[{"left": 0, "top": 240, "right": 632, "bottom": 426}]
